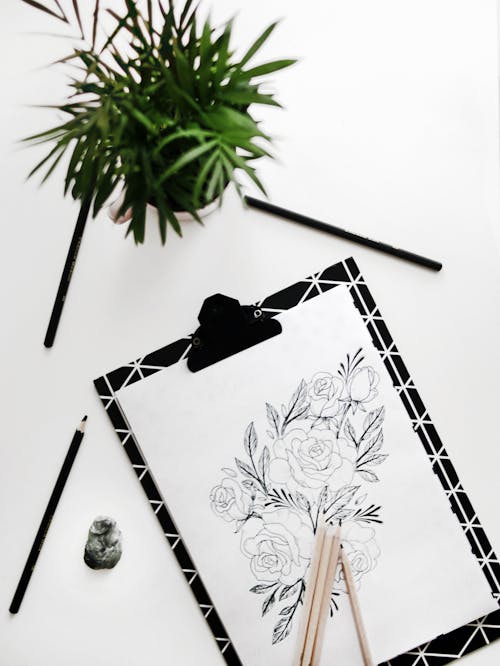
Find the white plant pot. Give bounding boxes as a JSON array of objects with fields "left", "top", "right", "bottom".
[{"left": 108, "top": 190, "right": 220, "bottom": 226}]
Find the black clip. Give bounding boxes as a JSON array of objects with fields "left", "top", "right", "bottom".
[{"left": 187, "top": 293, "right": 282, "bottom": 372}]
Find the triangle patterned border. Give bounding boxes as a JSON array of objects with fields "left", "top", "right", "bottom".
[{"left": 94, "top": 257, "right": 500, "bottom": 665}]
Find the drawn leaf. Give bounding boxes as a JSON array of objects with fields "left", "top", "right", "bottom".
[
  {"left": 332, "top": 508, "right": 354, "bottom": 522},
  {"left": 295, "top": 492, "right": 310, "bottom": 513},
  {"left": 318, "top": 485, "right": 329, "bottom": 509},
  {"left": 259, "top": 446, "right": 270, "bottom": 485},
  {"left": 292, "top": 404, "right": 310, "bottom": 421},
  {"left": 266, "top": 488, "right": 298, "bottom": 511},
  {"left": 358, "top": 430, "right": 383, "bottom": 458},
  {"left": 279, "top": 580, "right": 301, "bottom": 601},
  {"left": 241, "top": 479, "right": 256, "bottom": 491},
  {"left": 222, "top": 467, "right": 237, "bottom": 478},
  {"left": 290, "top": 379, "right": 307, "bottom": 407},
  {"left": 266, "top": 402, "right": 280, "bottom": 435},
  {"left": 353, "top": 503, "right": 382, "bottom": 524},
  {"left": 358, "top": 470, "right": 379, "bottom": 483},
  {"left": 361, "top": 406, "right": 385, "bottom": 440},
  {"left": 250, "top": 583, "right": 276, "bottom": 594},
  {"left": 279, "top": 605, "right": 294, "bottom": 615},
  {"left": 235, "top": 457, "right": 256, "bottom": 479},
  {"left": 266, "top": 430, "right": 274, "bottom": 439},
  {"left": 244, "top": 422, "right": 258, "bottom": 458},
  {"left": 283, "top": 379, "right": 309, "bottom": 425},
  {"left": 272, "top": 616, "right": 292, "bottom": 644},
  {"left": 324, "top": 484, "right": 360, "bottom": 516},
  {"left": 344, "top": 419, "right": 357, "bottom": 447},
  {"left": 360, "top": 454, "right": 387, "bottom": 467},
  {"left": 355, "top": 493, "right": 367, "bottom": 506},
  {"left": 262, "top": 589, "right": 276, "bottom": 616}
]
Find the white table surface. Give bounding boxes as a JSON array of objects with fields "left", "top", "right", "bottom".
[{"left": 1, "top": 1, "right": 500, "bottom": 664}]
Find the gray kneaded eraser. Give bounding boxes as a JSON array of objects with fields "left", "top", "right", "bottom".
[{"left": 84, "top": 516, "right": 122, "bottom": 570}]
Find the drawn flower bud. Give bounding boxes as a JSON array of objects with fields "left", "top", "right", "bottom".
[{"left": 347, "top": 367, "right": 379, "bottom": 410}]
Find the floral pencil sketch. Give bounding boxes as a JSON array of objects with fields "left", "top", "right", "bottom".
[{"left": 209, "top": 349, "right": 387, "bottom": 644}]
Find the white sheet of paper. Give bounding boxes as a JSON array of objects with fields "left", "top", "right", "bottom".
[{"left": 116, "top": 286, "right": 497, "bottom": 665}]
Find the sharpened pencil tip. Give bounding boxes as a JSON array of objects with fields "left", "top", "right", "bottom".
[{"left": 78, "top": 416, "right": 88, "bottom": 433}]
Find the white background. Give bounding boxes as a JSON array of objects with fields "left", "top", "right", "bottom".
[{"left": 1, "top": 1, "right": 500, "bottom": 665}]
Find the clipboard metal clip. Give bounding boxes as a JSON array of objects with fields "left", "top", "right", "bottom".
[{"left": 187, "top": 294, "right": 282, "bottom": 372}]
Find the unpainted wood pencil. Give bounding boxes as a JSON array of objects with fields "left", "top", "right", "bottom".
[
  {"left": 301, "top": 530, "right": 334, "bottom": 665},
  {"left": 311, "top": 527, "right": 342, "bottom": 665},
  {"left": 341, "top": 548, "right": 375, "bottom": 666},
  {"left": 293, "top": 524, "right": 327, "bottom": 666}
]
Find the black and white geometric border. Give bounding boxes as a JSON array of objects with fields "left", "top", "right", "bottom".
[{"left": 94, "top": 257, "right": 500, "bottom": 666}]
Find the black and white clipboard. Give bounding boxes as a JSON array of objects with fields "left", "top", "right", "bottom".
[{"left": 94, "top": 257, "right": 500, "bottom": 665}]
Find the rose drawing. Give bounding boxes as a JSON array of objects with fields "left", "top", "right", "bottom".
[
  {"left": 334, "top": 521, "right": 380, "bottom": 590},
  {"left": 269, "top": 428, "right": 355, "bottom": 492},
  {"left": 241, "top": 508, "right": 312, "bottom": 585},
  {"left": 308, "top": 372, "right": 343, "bottom": 418},
  {"left": 210, "top": 477, "right": 253, "bottom": 523},
  {"left": 209, "top": 349, "right": 387, "bottom": 645}
]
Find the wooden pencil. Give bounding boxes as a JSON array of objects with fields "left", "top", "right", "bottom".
[
  {"left": 244, "top": 196, "right": 443, "bottom": 272},
  {"left": 310, "top": 526, "right": 342, "bottom": 666},
  {"left": 341, "top": 548, "right": 374, "bottom": 666},
  {"left": 294, "top": 524, "right": 327, "bottom": 666},
  {"left": 9, "top": 416, "right": 87, "bottom": 614},
  {"left": 301, "top": 530, "right": 335, "bottom": 665}
]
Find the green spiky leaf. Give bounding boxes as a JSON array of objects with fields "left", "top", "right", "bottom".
[{"left": 21, "top": 0, "right": 294, "bottom": 244}]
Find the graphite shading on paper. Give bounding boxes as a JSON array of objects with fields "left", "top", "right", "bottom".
[{"left": 115, "top": 285, "right": 498, "bottom": 665}]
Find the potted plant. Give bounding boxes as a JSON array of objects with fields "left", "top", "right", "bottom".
[{"left": 21, "top": 0, "right": 296, "bottom": 243}]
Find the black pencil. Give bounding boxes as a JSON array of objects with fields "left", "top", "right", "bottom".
[
  {"left": 9, "top": 416, "right": 87, "bottom": 614},
  {"left": 245, "top": 196, "right": 442, "bottom": 272},
  {"left": 44, "top": 195, "right": 92, "bottom": 348}
]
